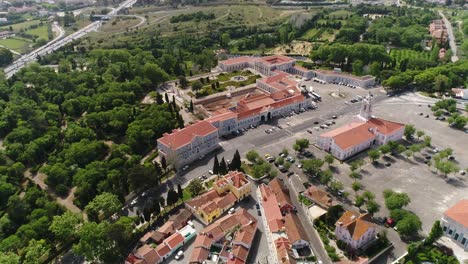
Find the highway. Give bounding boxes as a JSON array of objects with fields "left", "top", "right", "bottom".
[{"left": 3, "top": 0, "right": 138, "bottom": 79}]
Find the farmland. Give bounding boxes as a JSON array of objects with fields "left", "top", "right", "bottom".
[{"left": 389, "top": 49, "right": 432, "bottom": 63}]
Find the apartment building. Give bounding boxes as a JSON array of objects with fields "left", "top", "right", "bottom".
[
  {"left": 335, "top": 211, "right": 377, "bottom": 250},
  {"left": 441, "top": 199, "right": 468, "bottom": 251}
]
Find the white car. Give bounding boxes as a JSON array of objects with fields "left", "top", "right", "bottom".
[
  {"left": 228, "top": 208, "right": 235, "bottom": 214},
  {"left": 130, "top": 198, "right": 138, "bottom": 206},
  {"left": 297, "top": 164, "right": 302, "bottom": 168},
  {"left": 208, "top": 170, "right": 214, "bottom": 175},
  {"left": 174, "top": 250, "right": 184, "bottom": 260},
  {"left": 187, "top": 220, "right": 195, "bottom": 228},
  {"left": 182, "top": 165, "right": 189, "bottom": 171},
  {"left": 459, "top": 170, "right": 466, "bottom": 175}
]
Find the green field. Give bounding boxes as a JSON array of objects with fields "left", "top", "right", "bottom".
[
  {"left": 0, "top": 37, "right": 31, "bottom": 52},
  {"left": 302, "top": 28, "right": 319, "bottom": 39},
  {"left": 390, "top": 49, "right": 431, "bottom": 63},
  {"left": 25, "top": 25, "right": 49, "bottom": 39},
  {"left": 0, "top": 20, "right": 42, "bottom": 31},
  {"left": 328, "top": 10, "right": 351, "bottom": 19}
]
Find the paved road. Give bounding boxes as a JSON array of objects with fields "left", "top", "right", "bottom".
[
  {"left": 439, "top": 11, "right": 459, "bottom": 63},
  {"left": 3, "top": 0, "right": 138, "bottom": 78}
]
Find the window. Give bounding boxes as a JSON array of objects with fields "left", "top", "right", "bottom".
[
  {"left": 461, "top": 237, "right": 466, "bottom": 245},
  {"left": 454, "top": 233, "right": 459, "bottom": 241},
  {"left": 449, "top": 229, "right": 453, "bottom": 235},
  {"left": 443, "top": 226, "right": 447, "bottom": 231}
]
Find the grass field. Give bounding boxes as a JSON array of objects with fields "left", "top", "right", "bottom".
[
  {"left": 302, "top": 28, "right": 319, "bottom": 39},
  {"left": 390, "top": 49, "right": 431, "bottom": 63},
  {"left": 25, "top": 25, "right": 49, "bottom": 40},
  {"left": 0, "top": 20, "right": 43, "bottom": 31},
  {"left": 328, "top": 10, "right": 351, "bottom": 19},
  {"left": 0, "top": 37, "right": 31, "bottom": 52}
]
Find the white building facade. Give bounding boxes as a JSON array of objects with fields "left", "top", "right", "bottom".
[{"left": 441, "top": 200, "right": 468, "bottom": 251}]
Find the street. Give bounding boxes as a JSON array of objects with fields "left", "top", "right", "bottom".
[{"left": 438, "top": 11, "right": 459, "bottom": 63}]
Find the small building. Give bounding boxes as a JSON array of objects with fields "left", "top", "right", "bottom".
[
  {"left": 268, "top": 178, "right": 296, "bottom": 215},
  {"left": 303, "top": 185, "right": 335, "bottom": 209},
  {"left": 429, "top": 20, "right": 448, "bottom": 44},
  {"left": 185, "top": 171, "right": 251, "bottom": 224},
  {"left": 452, "top": 88, "right": 468, "bottom": 100},
  {"left": 335, "top": 211, "right": 377, "bottom": 250},
  {"left": 0, "top": 30, "right": 14, "bottom": 39},
  {"left": 284, "top": 213, "right": 310, "bottom": 250},
  {"left": 317, "top": 94, "right": 404, "bottom": 160},
  {"left": 441, "top": 199, "right": 468, "bottom": 251}
]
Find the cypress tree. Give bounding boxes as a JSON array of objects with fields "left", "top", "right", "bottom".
[
  {"left": 230, "top": 150, "right": 241, "bottom": 171},
  {"left": 177, "top": 184, "right": 183, "bottom": 200},
  {"left": 165, "top": 93, "right": 170, "bottom": 103},
  {"left": 161, "top": 156, "right": 167, "bottom": 171},
  {"left": 220, "top": 157, "right": 228, "bottom": 175},
  {"left": 213, "top": 155, "right": 220, "bottom": 175}
]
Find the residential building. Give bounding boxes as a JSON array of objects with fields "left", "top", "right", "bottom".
[
  {"left": 335, "top": 211, "right": 377, "bottom": 250},
  {"left": 139, "top": 209, "right": 192, "bottom": 244},
  {"left": 157, "top": 121, "right": 219, "bottom": 169},
  {"left": 429, "top": 20, "right": 448, "bottom": 44},
  {"left": 311, "top": 69, "right": 376, "bottom": 88},
  {"left": 189, "top": 209, "right": 258, "bottom": 264},
  {"left": 258, "top": 179, "right": 311, "bottom": 263},
  {"left": 126, "top": 224, "right": 196, "bottom": 264},
  {"left": 303, "top": 185, "right": 335, "bottom": 209},
  {"left": 185, "top": 171, "right": 251, "bottom": 224},
  {"left": 0, "top": 30, "right": 13, "bottom": 39},
  {"left": 317, "top": 94, "right": 404, "bottom": 160},
  {"left": 441, "top": 199, "right": 468, "bottom": 251}
]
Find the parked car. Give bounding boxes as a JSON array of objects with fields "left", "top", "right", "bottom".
[
  {"left": 228, "top": 208, "right": 235, "bottom": 214},
  {"left": 459, "top": 170, "right": 466, "bottom": 175},
  {"left": 307, "top": 129, "right": 313, "bottom": 134},
  {"left": 297, "top": 164, "right": 302, "bottom": 168},
  {"left": 208, "top": 170, "right": 214, "bottom": 175},
  {"left": 174, "top": 250, "right": 184, "bottom": 260},
  {"left": 385, "top": 162, "right": 391, "bottom": 167},
  {"left": 255, "top": 203, "right": 260, "bottom": 209},
  {"left": 287, "top": 172, "right": 294, "bottom": 177},
  {"left": 182, "top": 165, "right": 189, "bottom": 171}
]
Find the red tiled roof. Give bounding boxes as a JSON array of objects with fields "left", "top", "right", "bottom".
[
  {"left": 367, "top": 118, "right": 404, "bottom": 135},
  {"left": 165, "top": 233, "right": 184, "bottom": 249},
  {"left": 231, "top": 245, "right": 249, "bottom": 261},
  {"left": 219, "top": 56, "right": 252, "bottom": 65},
  {"left": 158, "top": 220, "right": 175, "bottom": 235},
  {"left": 275, "top": 237, "right": 296, "bottom": 264},
  {"left": 226, "top": 171, "right": 249, "bottom": 189},
  {"left": 193, "top": 234, "right": 213, "bottom": 249},
  {"left": 304, "top": 185, "right": 334, "bottom": 208},
  {"left": 259, "top": 183, "right": 284, "bottom": 232},
  {"left": 136, "top": 245, "right": 160, "bottom": 264},
  {"left": 284, "top": 213, "right": 308, "bottom": 245},
  {"left": 216, "top": 192, "right": 237, "bottom": 209},
  {"left": 186, "top": 189, "right": 220, "bottom": 209},
  {"left": 155, "top": 243, "right": 170, "bottom": 257},
  {"left": 233, "top": 227, "right": 255, "bottom": 247},
  {"left": 205, "top": 111, "right": 238, "bottom": 123},
  {"left": 444, "top": 199, "right": 468, "bottom": 228},
  {"left": 260, "top": 55, "right": 295, "bottom": 65},
  {"left": 269, "top": 178, "right": 293, "bottom": 209},
  {"left": 226, "top": 257, "right": 246, "bottom": 264},
  {"left": 189, "top": 247, "right": 210, "bottom": 263},
  {"left": 336, "top": 211, "right": 375, "bottom": 241},
  {"left": 158, "top": 121, "right": 218, "bottom": 150}
]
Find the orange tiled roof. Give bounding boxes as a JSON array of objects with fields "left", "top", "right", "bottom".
[
  {"left": 231, "top": 245, "right": 249, "bottom": 261},
  {"left": 193, "top": 234, "right": 213, "bottom": 249},
  {"left": 155, "top": 243, "right": 170, "bottom": 257},
  {"left": 269, "top": 178, "right": 293, "bottom": 208},
  {"left": 158, "top": 220, "right": 175, "bottom": 235},
  {"left": 165, "top": 233, "right": 184, "bottom": 249},
  {"left": 205, "top": 111, "right": 238, "bottom": 123},
  {"left": 216, "top": 192, "right": 237, "bottom": 210},
  {"left": 136, "top": 245, "right": 160, "bottom": 264},
  {"left": 367, "top": 118, "right": 404, "bottom": 135},
  {"left": 444, "top": 199, "right": 468, "bottom": 228},
  {"left": 275, "top": 237, "right": 296, "bottom": 264},
  {"left": 260, "top": 55, "right": 295, "bottom": 65},
  {"left": 284, "top": 213, "right": 308, "bottom": 244},
  {"left": 225, "top": 171, "right": 249, "bottom": 189},
  {"left": 305, "top": 185, "right": 334, "bottom": 208},
  {"left": 233, "top": 227, "right": 255, "bottom": 247},
  {"left": 189, "top": 247, "right": 210, "bottom": 263},
  {"left": 158, "top": 121, "right": 218, "bottom": 150},
  {"left": 220, "top": 56, "right": 252, "bottom": 65},
  {"left": 336, "top": 211, "right": 375, "bottom": 241}
]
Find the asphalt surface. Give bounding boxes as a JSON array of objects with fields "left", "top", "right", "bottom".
[{"left": 439, "top": 11, "right": 459, "bottom": 63}]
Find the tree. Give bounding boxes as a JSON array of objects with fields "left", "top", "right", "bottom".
[
  {"left": 324, "top": 154, "right": 334, "bottom": 167},
  {"left": 23, "top": 239, "right": 50, "bottom": 264},
  {"left": 319, "top": 169, "right": 333, "bottom": 186},
  {"left": 352, "top": 181, "right": 362, "bottom": 193},
  {"left": 368, "top": 149, "right": 381, "bottom": 163},
  {"left": 191, "top": 80, "right": 203, "bottom": 91},
  {"left": 246, "top": 150, "right": 260, "bottom": 163},
  {"left": 0, "top": 48, "right": 13, "bottom": 67},
  {"left": 295, "top": 138, "right": 310, "bottom": 151},
  {"left": 355, "top": 195, "right": 365, "bottom": 208},
  {"left": 329, "top": 180, "right": 344, "bottom": 194},
  {"left": 302, "top": 159, "right": 324, "bottom": 176},
  {"left": 143, "top": 63, "right": 169, "bottom": 85},
  {"left": 293, "top": 144, "right": 301, "bottom": 154},
  {"left": 423, "top": 136, "right": 432, "bottom": 147},
  {"left": 352, "top": 59, "right": 364, "bottom": 76},
  {"left": 189, "top": 100, "right": 194, "bottom": 112},
  {"left": 219, "top": 157, "right": 228, "bottom": 175},
  {"left": 187, "top": 179, "right": 204, "bottom": 197},
  {"left": 73, "top": 222, "right": 113, "bottom": 262},
  {"left": 416, "top": 130, "right": 425, "bottom": 140},
  {"left": 166, "top": 189, "right": 179, "bottom": 207},
  {"left": 0, "top": 252, "right": 20, "bottom": 264},
  {"left": 384, "top": 190, "right": 411, "bottom": 210},
  {"left": 179, "top": 76, "right": 189, "bottom": 88},
  {"left": 404, "top": 150, "right": 413, "bottom": 159},
  {"left": 49, "top": 211, "right": 82, "bottom": 242},
  {"left": 404, "top": 124, "right": 416, "bottom": 140},
  {"left": 177, "top": 184, "right": 183, "bottom": 200},
  {"left": 379, "top": 144, "right": 391, "bottom": 156},
  {"left": 84, "top": 192, "right": 122, "bottom": 222},
  {"left": 396, "top": 144, "right": 406, "bottom": 154},
  {"left": 362, "top": 190, "right": 375, "bottom": 201},
  {"left": 396, "top": 213, "right": 422, "bottom": 237},
  {"left": 349, "top": 171, "right": 362, "bottom": 181},
  {"left": 161, "top": 156, "right": 167, "bottom": 171},
  {"left": 366, "top": 200, "right": 380, "bottom": 215},
  {"left": 436, "top": 160, "right": 459, "bottom": 177},
  {"left": 213, "top": 155, "right": 220, "bottom": 175},
  {"left": 426, "top": 220, "right": 443, "bottom": 244},
  {"left": 230, "top": 150, "right": 241, "bottom": 171}
]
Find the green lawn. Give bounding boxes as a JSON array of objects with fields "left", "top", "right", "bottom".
[
  {"left": 25, "top": 25, "right": 49, "bottom": 40},
  {"left": 328, "top": 10, "right": 351, "bottom": 19},
  {"left": 302, "top": 28, "right": 319, "bottom": 39},
  {"left": 0, "top": 37, "right": 31, "bottom": 52},
  {"left": 0, "top": 20, "right": 42, "bottom": 31}
]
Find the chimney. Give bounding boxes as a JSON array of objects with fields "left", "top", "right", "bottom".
[
  {"left": 337, "top": 221, "right": 343, "bottom": 226},
  {"left": 350, "top": 215, "right": 356, "bottom": 221}
]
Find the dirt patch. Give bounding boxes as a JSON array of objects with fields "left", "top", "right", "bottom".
[{"left": 269, "top": 40, "right": 313, "bottom": 56}]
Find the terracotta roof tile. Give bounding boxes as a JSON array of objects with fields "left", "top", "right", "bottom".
[
  {"left": 219, "top": 56, "right": 252, "bottom": 65},
  {"left": 193, "top": 234, "right": 213, "bottom": 249},
  {"left": 158, "top": 121, "right": 218, "bottom": 150},
  {"left": 269, "top": 178, "right": 293, "bottom": 208},
  {"left": 284, "top": 213, "right": 308, "bottom": 244},
  {"left": 189, "top": 247, "right": 210, "bottom": 263},
  {"left": 367, "top": 118, "right": 405, "bottom": 135},
  {"left": 231, "top": 244, "right": 249, "bottom": 261},
  {"left": 233, "top": 227, "right": 255, "bottom": 247},
  {"left": 336, "top": 211, "right": 375, "bottom": 241},
  {"left": 155, "top": 243, "right": 170, "bottom": 257},
  {"left": 305, "top": 185, "right": 334, "bottom": 208},
  {"left": 444, "top": 199, "right": 468, "bottom": 228},
  {"left": 158, "top": 221, "right": 175, "bottom": 235},
  {"left": 136, "top": 245, "right": 160, "bottom": 264},
  {"left": 165, "top": 233, "right": 184, "bottom": 249}
]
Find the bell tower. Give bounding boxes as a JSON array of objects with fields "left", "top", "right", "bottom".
[{"left": 358, "top": 93, "right": 372, "bottom": 121}]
